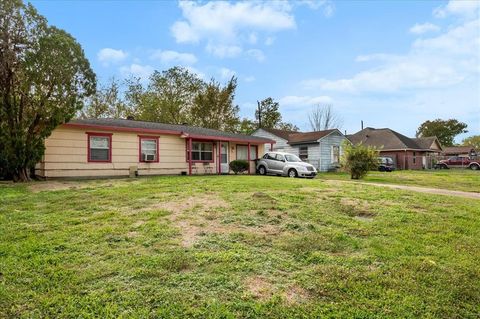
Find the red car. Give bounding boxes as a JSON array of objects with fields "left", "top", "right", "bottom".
[{"left": 435, "top": 156, "right": 480, "bottom": 170}]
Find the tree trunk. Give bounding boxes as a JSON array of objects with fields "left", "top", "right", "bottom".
[{"left": 13, "top": 167, "right": 31, "bottom": 182}]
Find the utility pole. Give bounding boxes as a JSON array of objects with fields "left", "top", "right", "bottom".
[
  {"left": 257, "top": 100, "right": 262, "bottom": 128},
  {"left": 361, "top": 120, "right": 364, "bottom": 130}
]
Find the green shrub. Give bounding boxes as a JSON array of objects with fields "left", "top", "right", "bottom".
[
  {"left": 229, "top": 160, "right": 249, "bottom": 174},
  {"left": 341, "top": 142, "right": 379, "bottom": 179}
]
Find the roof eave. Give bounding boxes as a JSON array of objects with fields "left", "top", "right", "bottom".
[{"left": 62, "top": 123, "right": 275, "bottom": 144}]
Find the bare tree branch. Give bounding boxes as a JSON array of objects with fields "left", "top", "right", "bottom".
[{"left": 308, "top": 104, "right": 343, "bottom": 131}]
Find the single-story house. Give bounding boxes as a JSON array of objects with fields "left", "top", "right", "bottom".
[
  {"left": 442, "top": 146, "right": 478, "bottom": 157},
  {"left": 251, "top": 128, "right": 349, "bottom": 171},
  {"left": 347, "top": 127, "right": 442, "bottom": 170},
  {"left": 35, "top": 118, "right": 274, "bottom": 178}
]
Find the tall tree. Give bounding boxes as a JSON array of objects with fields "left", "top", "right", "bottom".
[
  {"left": 254, "top": 97, "right": 298, "bottom": 131},
  {"left": 134, "top": 67, "right": 204, "bottom": 124},
  {"left": 0, "top": 0, "right": 96, "bottom": 181},
  {"left": 462, "top": 135, "right": 480, "bottom": 149},
  {"left": 416, "top": 119, "right": 468, "bottom": 147},
  {"left": 80, "top": 78, "right": 128, "bottom": 119},
  {"left": 308, "top": 104, "right": 343, "bottom": 131},
  {"left": 191, "top": 77, "right": 240, "bottom": 132},
  {"left": 236, "top": 118, "right": 257, "bottom": 135},
  {"left": 255, "top": 97, "right": 282, "bottom": 129},
  {"left": 277, "top": 122, "right": 299, "bottom": 132}
]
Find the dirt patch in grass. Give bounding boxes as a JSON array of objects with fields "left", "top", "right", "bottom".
[
  {"left": 28, "top": 179, "right": 140, "bottom": 193},
  {"left": 339, "top": 198, "right": 377, "bottom": 220},
  {"left": 245, "top": 276, "right": 274, "bottom": 300},
  {"left": 147, "top": 194, "right": 232, "bottom": 247},
  {"left": 284, "top": 285, "right": 310, "bottom": 304}
]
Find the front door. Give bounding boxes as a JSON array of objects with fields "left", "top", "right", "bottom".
[{"left": 220, "top": 142, "right": 229, "bottom": 173}]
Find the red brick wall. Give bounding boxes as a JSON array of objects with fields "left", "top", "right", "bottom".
[{"left": 380, "top": 151, "right": 426, "bottom": 170}]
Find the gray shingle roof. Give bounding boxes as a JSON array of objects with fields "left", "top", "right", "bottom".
[
  {"left": 67, "top": 118, "right": 274, "bottom": 143},
  {"left": 412, "top": 137, "right": 442, "bottom": 150},
  {"left": 348, "top": 127, "right": 437, "bottom": 150},
  {"left": 258, "top": 127, "right": 340, "bottom": 144}
]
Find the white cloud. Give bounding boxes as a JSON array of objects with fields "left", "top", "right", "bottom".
[
  {"left": 171, "top": 1, "right": 296, "bottom": 44},
  {"left": 244, "top": 76, "right": 256, "bottom": 82},
  {"left": 409, "top": 22, "right": 440, "bottom": 34},
  {"left": 246, "top": 49, "right": 265, "bottom": 62},
  {"left": 248, "top": 33, "right": 258, "bottom": 44},
  {"left": 301, "top": 17, "right": 480, "bottom": 93},
  {"left": 150, "top": 50, "right": 197, "bottom": 65},
  {"left": 355, "top": 53, "right": 399, "bottom": 62},
  {"left": 279, "top": 95, "right": 333, "bottom": 108},
  {"left": 97, "top": 48, "right": 128, "bottom": 65},
  {"left": 120, "top": 63, "right": 154, "bottom": 80},
  {"left": 433, "top": 0, "right": 480, "bottom": 19},
  {"left": 297, "top": 0, "right": 335, "bottom": 17},
  {"left": 265, "top": 36, "right": 275, "bottom": 46},
  {"left": 171, "top": 1, "right": 296, "bottom": 59},
  {"left": 206, "top": 43, "right": 243, "bottom": 58},
  {"left": 219, "top": 67, "right": 236, "bottom": 80}
]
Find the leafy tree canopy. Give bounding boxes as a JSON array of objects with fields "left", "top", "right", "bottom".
[
  {"left": 191, "top": 77, "right": 239, "bottom": 132},
  {"left": 0, "top": 0, "right": 96, "bottom": 181},
  {"left": 255, "top": 97, "right": 298, "bottom": 131},
  {"left": 416, "top": 119, "right": 468, "bottom": 147},
  {"left": 462, "top": 135, "right": 480, "bottom": 149}
]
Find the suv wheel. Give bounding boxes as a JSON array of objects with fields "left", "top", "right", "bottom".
[
  {"left": 471, "top": 164, "right": 479, "bottom": 170},
  {"left": 288, "top": 169, "right": 297, "bottom": 178},
  {"left": 258, "top": 166, "right": 267, "bottom": 175}
]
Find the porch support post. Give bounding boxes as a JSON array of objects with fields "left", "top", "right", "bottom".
[
  {"left": 188, "top": 137, "right": 192, "bottom": 175},
  {"left": 247, "top": 142, "right": 251, "bottom": 175},
  {"left": 217, "top": 141, "right": 221, "bottom": 174},
  {"left": 270, "top": 142, "right": 274, "bottom": 151}
]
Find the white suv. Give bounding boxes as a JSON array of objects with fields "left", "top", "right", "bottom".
[{"left": 256, "top": 152, "right": 317, "bottom": 178}]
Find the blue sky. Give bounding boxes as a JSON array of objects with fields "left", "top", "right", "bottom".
[{"left": 32, "top": 0, "right": 479, "bottom": 141}]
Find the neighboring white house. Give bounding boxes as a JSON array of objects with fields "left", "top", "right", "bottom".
[{"left": 252, "top": 128, "right": 349, "bottom": 172}]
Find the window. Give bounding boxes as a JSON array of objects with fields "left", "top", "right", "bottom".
[
  {"left": 236, "top": 145, "right": 257, "bottom": 160},
  {"left": 87, "top": 133, "right": 112, "bottom": 162},
  {"left": 331, "top": 145, "right": 340, "bottom": 163},
  {"left": 188, "top": 142, "right": 213, "bottom": 162},
  {"left": 299, "top": 146, "right": 308, "bottom": 161},
  {"left": 139, "top": 136, "right": 159, "bottom": 162},
  {"left": 275, "top": 154, "right": 285, "bottom": 162}
]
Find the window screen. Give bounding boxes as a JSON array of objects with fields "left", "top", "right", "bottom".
[
  {"left": 141, "top": 139, "right": 157, "bottom": 161},
  {"left": 89, "top": 136, "right": 110, "bottom": 161}
]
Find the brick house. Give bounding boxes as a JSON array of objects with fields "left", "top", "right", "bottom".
[{"left": 347, "top": 128, "right": 442, "bottom": 170}]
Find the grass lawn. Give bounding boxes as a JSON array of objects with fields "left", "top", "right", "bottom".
[
  {"left": 1, "top": 175, "right": 479, "bottom": 318},
  {"left": 317, "top": 169, "right": 480, "bottom": 193}
]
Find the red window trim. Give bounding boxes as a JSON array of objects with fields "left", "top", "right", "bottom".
[
  {"left": 236, "top": 144, "right": 258, "bottom": 161},
  {"left": 86, "top": 132, "right": 113, "bottom": 163},
  {"left": 185, "top": 140, "right": 215, "bottom": 163},
  {"left": 138, "top": 135, "right": 160, "bottom": 163}
]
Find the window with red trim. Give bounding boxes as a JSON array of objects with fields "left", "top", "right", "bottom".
[
  {"left": 87, "top": 133, "right": 112, "bottom": 162},
  {"left": 139, "top": 136, "right": 159, "bottom": 162},
  {"left": 236, "top": 145, "right": 257, "bottom": 160},
  {"left": 186, "top": 141, "right": 214, "bottom": 162}
]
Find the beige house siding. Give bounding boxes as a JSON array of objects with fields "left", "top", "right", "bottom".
[{"left": 37, "top": 126, "right": 264, "bottom": 178}]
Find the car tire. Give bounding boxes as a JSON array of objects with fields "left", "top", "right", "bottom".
[
  {"left": 470, "top": 164, "right": 479, "bottom": 170},
  {"left": 258, "top": 166, "right": 267, "bottom": 175},
  {"left": 288, "top": 169, "right": 297, "bottom": 178}
]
